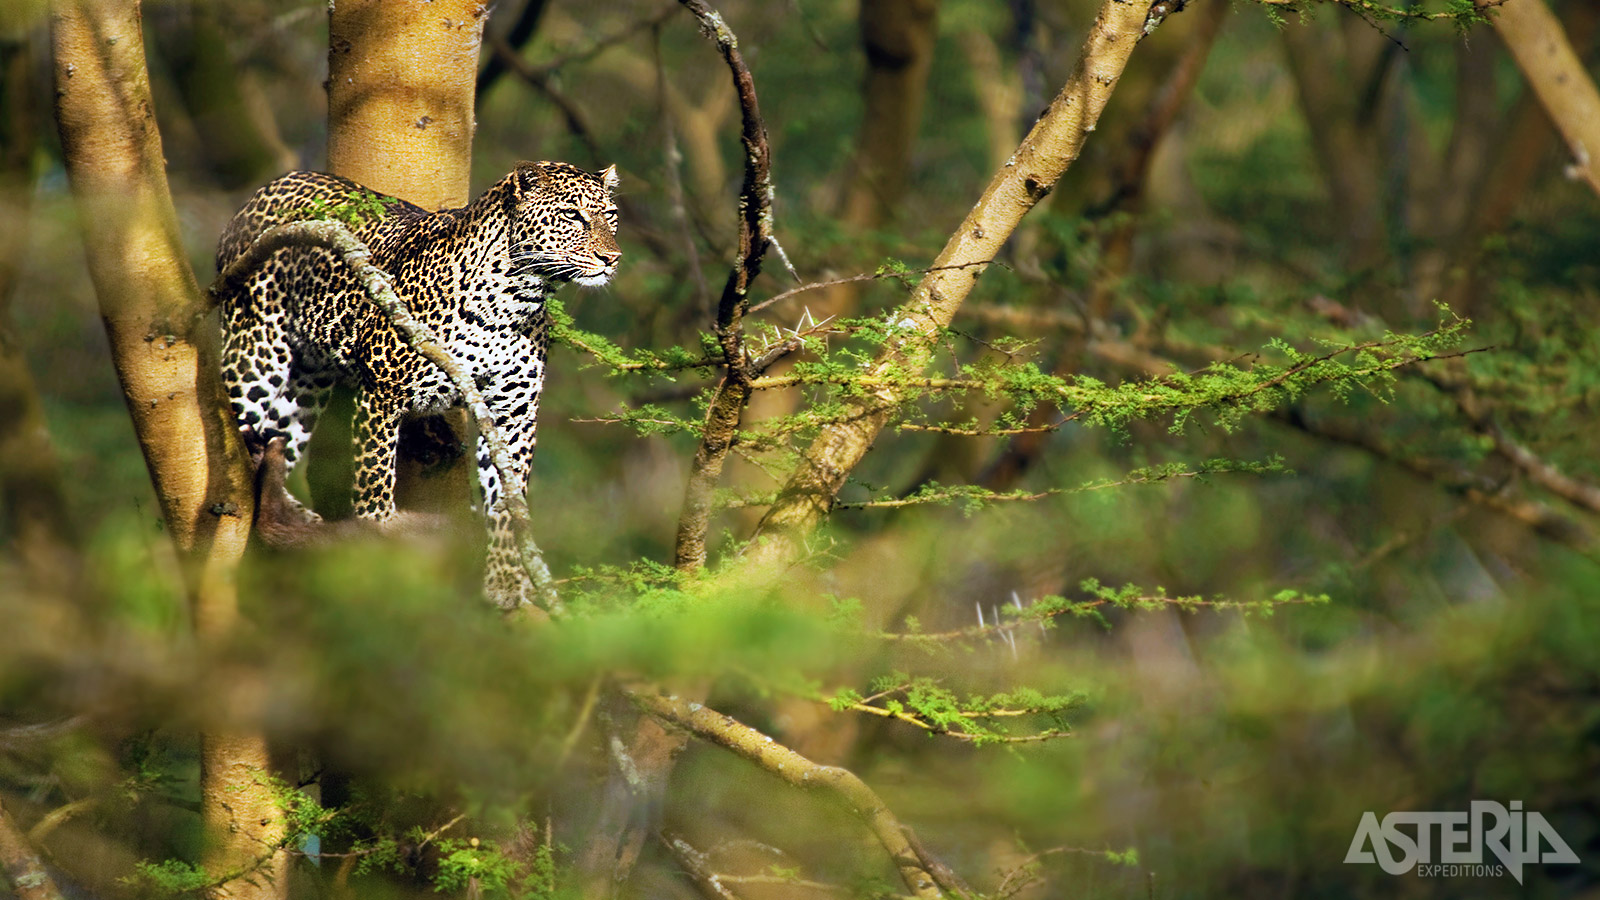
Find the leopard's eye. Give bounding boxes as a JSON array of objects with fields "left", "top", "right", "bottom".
[{"left": 563, "top": 209, "right": 586, "bottom": 224}]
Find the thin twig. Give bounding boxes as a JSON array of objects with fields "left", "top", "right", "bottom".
[
  {"left": 1428, "top": 370, "right": 1600, "bottom": 517},
  {"left": 488, "top": 35, "right": 604, "bottom": 164},
  {"left": 523, "top": 4, "right": 680, "bottom": 80},
  {"left": 748, "top": 261, "right": 995, "bottom": 314}
]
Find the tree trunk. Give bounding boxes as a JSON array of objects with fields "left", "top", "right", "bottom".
[
  {"left": 808, "top": 0, "right": 939, "bottom": 322},
  {"left": 326, "top": 0, "right": 489, "bottom": 515},
  {"left": 327, "top": 0, "right": 486, "bottom": 209},
  {"left": 49, "top": 2, "right": 282, "bottom": 898},
  {"left": 839, "top": 0, "right": 940, "bottom": 232}
]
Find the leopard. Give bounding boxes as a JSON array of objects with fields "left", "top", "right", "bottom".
[{"left": 214, "top": 161, "right": 620, "bottom": 610}]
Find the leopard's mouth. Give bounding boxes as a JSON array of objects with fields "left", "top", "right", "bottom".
[
  {"left": 509, "top": 250, "right": 614, "bottom": 286},
  {"left": 574, "top": 264, "right": 616, "bottom": 287}
]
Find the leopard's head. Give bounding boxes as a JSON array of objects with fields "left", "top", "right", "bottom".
[{"left": 508, "top": 161, "right": 621, "bottom": 287}]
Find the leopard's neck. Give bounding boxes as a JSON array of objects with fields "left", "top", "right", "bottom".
[{"left": 423, "top": 175, "right": 551, "bottom": 335}]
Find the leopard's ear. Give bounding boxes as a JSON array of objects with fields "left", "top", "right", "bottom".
[
  {"left": 600, "top": 164, "right": 619, "bottom": 192},
  {"left": 514, "top": 161, "right": 557, "bottom": 192}
]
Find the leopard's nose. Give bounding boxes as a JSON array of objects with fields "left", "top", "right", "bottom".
[{"left": 597, "top": 247, "right": 621, "bottom": 267}]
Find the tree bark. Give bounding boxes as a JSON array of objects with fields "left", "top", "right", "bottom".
[
  {"left": 327, "top": 0, "right": 486, "bottom": 210},
  {"left": 746, "top": 0, "right": 1163, "bottom": 573},
  {"left": 0, "top": 800, "right": 65, "bottom": 900},
  {"left": 1482, "top": 0, "right": 1600, "bottom": 198},
  {"left": 49, "top": 2, "right": 282, "bottom": 898},
  {"left": 326, "top": 0, "right": 489, "bottom": 515}
]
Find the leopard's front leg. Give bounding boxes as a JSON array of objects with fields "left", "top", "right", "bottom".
[
  {"left": 351, "top": 386, "right": 406, "bottom": 522},
  {"left": 474, "top": 379, "right": 543, "bottom": 610}
]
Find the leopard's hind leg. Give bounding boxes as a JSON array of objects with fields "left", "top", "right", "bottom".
[
  {"left": 221, "top": 277, "right": 332, "bottom": 525},
  {"left": 221, "top": 312, "right": 330, "bottom": 471}
]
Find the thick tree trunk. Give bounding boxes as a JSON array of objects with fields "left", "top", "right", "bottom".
[
  {"left": 327, "top": 0, "right": 486, "bottom": 209},
  {"left": 1406, "top": 36, "right": 1500, "bottom": 308},
  {"left": 49, "top": 2, "right": 282, "bottom": 898},
  {"left": 326, "top": 0, "right": 489, "bottom": 514},
  {"left": 839, "top": 0, "right": 939, "bottom": 232},
  {"left": 805, "top": 0, "right": 939, "bottom": 322}
]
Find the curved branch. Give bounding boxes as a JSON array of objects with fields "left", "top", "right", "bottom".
[
  {"left": 629, "top": 689, "right": 944, "bottom": 899},
  {"left": 671, "top": 0, "right": 778, "bottom": 572},
  {"left": 1476, "top": 0, "right": 1600, "bottom": 197}
]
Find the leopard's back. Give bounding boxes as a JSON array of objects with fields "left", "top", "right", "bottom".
[{"left": 215, "top": 170, "right": 425, "bottom": 274}]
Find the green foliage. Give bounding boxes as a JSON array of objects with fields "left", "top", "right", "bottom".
[
  {"left": 431, "top": 839, "right": 520, "bottom": 897},
  {"left": 124, "top": 860, "right": 214, "bottom": 899},
  {"left": 547, "top": 297, "right": 717, "bottom": 377},
  {"left": 1248, "top": 0, "right": 1497, "bottom": 29},
  {"left": 824, "top": 672, "right": 1083, "bottom": 745},
  {"left": 831, "top": 457, "right": 1291, "bottom": 514},
  {"left": 288, "top": 188, "right": 399, "bottom": 227}
]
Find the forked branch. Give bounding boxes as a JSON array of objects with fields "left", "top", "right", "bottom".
[{"left": 671, "top": 0, "right": 780, "bottom": 571}]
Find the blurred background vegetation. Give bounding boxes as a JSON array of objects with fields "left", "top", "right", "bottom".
[{"left": 1, "top": 0, "right": 1598, "bottom": 897}]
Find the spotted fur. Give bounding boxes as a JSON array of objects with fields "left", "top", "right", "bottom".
[{"left": 216, "top": 162, "right": 620, "bottom": 609}]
